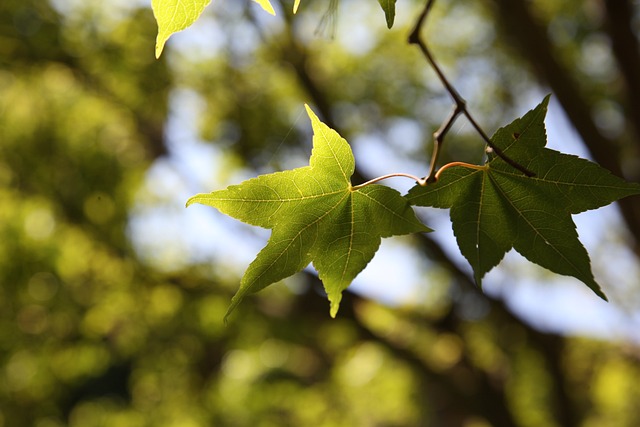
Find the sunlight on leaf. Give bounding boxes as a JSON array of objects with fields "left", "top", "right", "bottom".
[
  {"left": 152, "top": 0, "right": 212, "bottom": 58},
  {"left": 253, "top": 0, "right": 276, "bottom": 15},
  {"left": 187, "top": 105, "right": 430, "bottom": 320}
]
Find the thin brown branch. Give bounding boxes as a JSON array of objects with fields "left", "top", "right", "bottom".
[
  {"left": 408, "top": 0, "right": 535, "bottom": 179},
  {"left": 427, "top": 104, "right": 463, "bottom": 182}
]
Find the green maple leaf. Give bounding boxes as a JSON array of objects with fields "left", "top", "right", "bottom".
[
  {"left": 407, "top": 96, "right": 640, "bottom": 299},
  {"left": 151, "top": 0, "right": 212, "bottom": 58},
  {"left": 187, "top": 105, "right": 430, "bottom": 319}
]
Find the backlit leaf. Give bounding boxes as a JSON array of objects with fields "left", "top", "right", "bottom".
[
  {"left": 152, "top": 0, "right": 212, "bottom": 58},
  {"left": 188, "top": 105, "right": 430, "bottom": 320}
]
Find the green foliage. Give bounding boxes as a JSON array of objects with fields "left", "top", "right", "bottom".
[
  {"left": 187, "top": 106, "right": 429, "bottom": 319},
  {"left": 189, "top": 96, "right": 640, "bottom": 316},
  {"left": 152, "top": 0, "right": 306, "bottom": 57},
  {"left": 148, "top": 0, "right": 637, "bottom": 318},
  {"left": 408, "top": 96, "right": 640, "bottom": 297},
  {"left": 4, "top": 0, "right": 640, "bottom": 426},
  {"left": 152, "top": 0, "right": 212, "bottom": 58}
]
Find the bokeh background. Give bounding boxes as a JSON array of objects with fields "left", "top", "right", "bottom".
[{"left": 1, "top": 0, "right": 640, "bottom": 426}]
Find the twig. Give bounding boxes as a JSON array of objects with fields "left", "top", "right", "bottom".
[
  {"left": 427, "top": 104, "right": 463, "bottom": 182},
  {"left": 408, "top": 0, "right": 534, "bottom": 180}
]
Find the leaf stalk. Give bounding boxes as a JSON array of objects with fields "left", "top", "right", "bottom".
[
  {"left": 352, "top": 173, "right": 428, "bottom": 190},
  {"left": 434, "top": 161, "right": 485, "bottom": 181},
  {"left": 352, "top": 161, "right": 486, "bottom": 190}
]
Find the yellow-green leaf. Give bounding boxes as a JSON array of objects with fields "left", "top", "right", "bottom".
[
  {"left": 187, "top": 105, "right": 430, "bottom": 320},
  {"left": 152, "top": 0, "right": 212, "bottom": 58}
]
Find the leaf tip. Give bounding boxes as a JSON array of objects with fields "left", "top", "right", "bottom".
[
  {"left": 419, "top": 223, "right": 434, "bottom": 233},
  {"left": 328, "top": 292, "right": 342, "bottom": 318},
  {"left": 223, "top": 290, "right": 245, "bottom": 323},
  {"left": 155, "top": 35, "right": 167, "bottom": 59},
  {"left": 385, "top": 14, "right": 395, "bottom": 29},
  {"left": 377, "top": 0, "right": 396, "bottom": 29},
  {"left": 592, "top": 285, "right": 608, "bottom": 302},
  {"left": 185, "top": 195, "right": 198, "bottom": 208},
  {"left": 253, "top": 0, "right": 276, "bottom": 15},
  {"left": 293, "top": 0, "right": 301, "bottom": 13},
  {"left": 303, "top": 103, "right": 315, "bottom": 117},
  {"left": 304, "top": 103, "right": 322, "bottom": 128}
]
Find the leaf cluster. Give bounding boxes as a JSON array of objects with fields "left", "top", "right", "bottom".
[
  {"left": 151, "top": 0, "right": 640, "bottom": 318},
  {"left": 151, "top": 0, "right": 397, "bottom": 58},
  {"left": 188, "top": 100, "right": 640, "bottom": 318}
]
